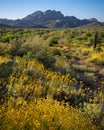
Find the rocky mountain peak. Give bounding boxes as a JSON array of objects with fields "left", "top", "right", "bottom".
[
  {"left": 89, "top": 18, "right": 98, "bottom": 22},
  {"left": 0, "top": 10, "right": 99, "bottom": 28}
]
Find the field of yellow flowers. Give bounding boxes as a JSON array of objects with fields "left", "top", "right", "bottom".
[{"left": 0, "top": 27, "right": 104, "bottom": 129}]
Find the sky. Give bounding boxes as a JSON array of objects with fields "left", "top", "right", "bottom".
[{"left": 0, "top": 0, "right": 104, "bottom": 22}]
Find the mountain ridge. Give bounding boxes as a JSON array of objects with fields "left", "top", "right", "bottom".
[{"left": 0, "top": 10, "right": 99, "bottom": 28}]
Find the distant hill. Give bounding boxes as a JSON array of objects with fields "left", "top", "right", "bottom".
[
  {"left": 77, "top": 22, "right": 104, "bottom": 30},
  {"left": 0, "top": 23, "right": 15, "bottom": 28},
  {"left": 0, "top": 23, "right": 20, "bottom": 28},
  {"left": 0, "top": 10, "right": 100, "bottom": 28}
]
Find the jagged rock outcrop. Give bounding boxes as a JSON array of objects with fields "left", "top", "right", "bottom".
[{"left": 0, "top": 10, "right": 99, "bottom": 28}]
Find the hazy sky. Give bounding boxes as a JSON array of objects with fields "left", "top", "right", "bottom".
[{"left": 0, "top": 0, "right": 104, "bottom": 22}]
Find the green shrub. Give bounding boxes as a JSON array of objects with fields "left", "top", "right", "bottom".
[
  {"left": 88, "top": 37, "right": 93, "bottom": 43},
  {"left": 49, "top": 37, "right": 59, "bottom": 46},
  {"left": 26, "top": 49, "right": 55, "bottom": 69},
  {"left": 35, "top": 49, "right": 55, "bottom": 69},
  {"left": 1, "top": 33, "right": 14, "bottom": 43},
  {"left": 75, "top": 36, "right": 83, "bottom": 41}
]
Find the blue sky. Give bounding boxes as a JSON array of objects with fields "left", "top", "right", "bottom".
[{"left": 0, "top": 0, "right": 104, "bottom": 22}]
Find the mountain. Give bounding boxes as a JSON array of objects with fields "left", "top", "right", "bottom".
[
  {"left": 77, "top": 22, "right": 104, "bottom": 30},
  {"left": 0, "top": 23, "right": 19, "bottom": 28},
  {"left": 0, "top": 10, "right": 100, "bottom": 28},
  {"left": 23, "top": 10, "right": 64, "bottom": 22},
  {"left": 88, "top": 18, "right": 98, "bottom": 22},
  {"left": 0, "top": 23, "right": 12, "bottom": 28}
]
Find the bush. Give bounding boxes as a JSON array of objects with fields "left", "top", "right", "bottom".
[
  {"left": 76, "top": 36, "right": 83, "bottom": 41},
  {"left": 0, "top": 60, "right": 14, "bottom": 103},
  {"left": 0, "top": 98, "right": 97, "bottom": 130},
  {"left": 1, "top": 33, "right": 14, "bottom": 43},
  {"left": 49, "top": 37, "right": 58, "bottom": 46},
  {"left": 26, "top": 48, "right": 55, "bottom": 69},
  {"left": 88, "top": 37, "right": 93, "bottom": 43},
  {"left": 36, "top": 50, "right": 55, "bottom": 69}
]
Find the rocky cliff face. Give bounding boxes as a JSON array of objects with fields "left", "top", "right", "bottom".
[{"left": 0, "top": 10, "right": 99, "bottom": 28}]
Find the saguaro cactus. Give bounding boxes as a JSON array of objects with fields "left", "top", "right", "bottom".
[{"left": 93, "top": 32, "right": 98, "bottom": 50}]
